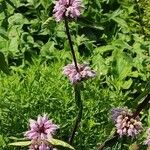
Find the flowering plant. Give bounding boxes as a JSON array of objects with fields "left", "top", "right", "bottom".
[{"left": 9, "top": 114, "right": 74, "bottom": 150}]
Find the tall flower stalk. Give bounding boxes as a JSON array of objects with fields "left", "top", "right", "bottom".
[
  {"left": 64, "top": 17, "right": 79, "bottom": 72},
  {"left": 69, "top": 83, "right": 83, "bottom": 144},
  {"left": 64, "top": 14, "right": 83, "bottom": 145},
  {"left": 53, "top": 0, "right": 96, "bottom": 145}
]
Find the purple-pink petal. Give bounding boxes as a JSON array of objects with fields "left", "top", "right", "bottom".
[
  {"left": 25, "top": 114, "right": 59, "bottom": 150},
  {"left": 53, "top": 0, "right": 84, "bottom": 21},
  {"left": 39, "top": 143, "right": 47, "bottom": 150},
  {"left": 63, "top": 63, "right": 96, "bottom": 84},
  {"left": 29, "top": 119, "right": 38, "bottom": 130},
  {"left": 113, "top": 108, "right": 142, "bottom": 137}
]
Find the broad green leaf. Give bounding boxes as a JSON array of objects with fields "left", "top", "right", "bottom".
[
  {"left": 0, "top": 135, "right": 6, "bottom": 147},
  {"left": 42, "top": 17, "right": 56, "bottom": 29},
  {"left": 112, "top": 17, "right": 128, "bottom": 29},
  {"left": 48, "top": 139, "right": 75, "bottom": 150},
  {"left": 108, "top": 9, "right": 122, "bottom": 20},
  {"left": 95, "top": 45, "right": 115, "bottom": 54},
  {"left": 129, "top": 143, "right": 139, "bottom": 150},
  {"left": 0, "top": 51, "right": 10, "bottom": 74},
  {"left": 112, "top": 50, "right": 132, "bottom": 80},
  {"left": 8, "top": 13, "right": 29, "bottom": 26},
  {"left": 5, "top": 0, "right": 17, "bottom": 9},
  {"left": 9, "top": 141, "right": 31, "bottom": 146}
]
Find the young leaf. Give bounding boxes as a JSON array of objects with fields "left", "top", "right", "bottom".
[
  {"left": 9, "top": 141, "right": 31, "bottom": 146},
  {"left": 48, "top": 138, "right": 75, "bottom": 150}
]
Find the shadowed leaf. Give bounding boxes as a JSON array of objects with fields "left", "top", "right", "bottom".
[{"left": 0, "top": 51, "right": 10, "bottom": 74}]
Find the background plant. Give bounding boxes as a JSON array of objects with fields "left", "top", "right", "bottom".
[{"left": 0, "top": 0, "right": 150, "bottom": 149}]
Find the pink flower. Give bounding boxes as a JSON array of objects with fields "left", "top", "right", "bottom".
[
  {"left": 111, "top": 108, "right": 142, "bottom": 137},
  {"left": 111, "top": 108, "right": 127, "bottom": 122},
  {"left": 25, "top": 114, "right": 59, "bottom": 150},
  {"left": 63, "top": 63, "right": 96, "bottom": 84},
  {"left": 53, "top": 0, "right": 84, "bottom": 21},
  {"left": 145, "top": 128, "right": 150, "bottom": 146}
]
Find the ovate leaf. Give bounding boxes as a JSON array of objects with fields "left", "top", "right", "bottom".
[
  {"left": 48, "top": 139, "right": 75, "bottom": 150},
  {"left": 129, "top": 143, "right": 139, "bottom": 150}
]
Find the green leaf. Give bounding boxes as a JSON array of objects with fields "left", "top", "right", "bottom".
[
  {"left": 95, "top": 45, "right": 115, "bottom": 54},
  {"left": 77, "top": 17, "right": 104, "bottom": 30},
  {"left": 48, "top": 139, "right": 75, "bottom": 150},
  {"left": 9, "top": 137, "right": 26, "bottom": 141},
  {"left": 112, "top": 17, "right": 128, "bottom": 29},
  {"left": 122, "top": 79, "right": 133, "bottom": 89},
  {"left": 42, "top": 17, "right": 56, "bottom": 29},
  {"left": 9, "top": 141, "right": 31, "bottom": 146},
  {"left": 0, "top": 135, "right": 6, "bottom": 147},
  {"left": 8, "top": 13, "right": 29, "bottom": 26},
  {"left": 112, "top": 50, "right": 132, "bottom": 80},
  {"left": 0, "top": 51, "right": 10, "bottom": 74},
  {"left": 129, "top": 143, "right": 139, "bottom": 150},
  {"left": 0, "top": 27, "right": 8, "bottom": 40}
]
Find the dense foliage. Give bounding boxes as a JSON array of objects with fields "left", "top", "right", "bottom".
[{"left": 0, "top": 0, "right": 150, "bottom": 149}]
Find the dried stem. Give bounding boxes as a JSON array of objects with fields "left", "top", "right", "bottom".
[
  {"left": 68, "top": 84, "right": 83, "bottom": 144},
  {"left": 64, "top": 17, "right": 79, "bottom": 72}
]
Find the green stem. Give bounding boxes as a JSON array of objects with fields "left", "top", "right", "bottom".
[{"left": 68, "top": 84, "right": 83, "bottom": 144}]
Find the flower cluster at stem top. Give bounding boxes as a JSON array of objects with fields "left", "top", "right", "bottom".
[
  {"left": 63, "top": 63, "right": 96, "bottom": 84},
  {"left": 111, "top": 108, "right": 142, "bottom": 137},
  {"left": 25, "top": 114, "right": 59, "bottom": 150},
  {"left": 53, "top": 0, "right": 84, "bottom": 21}
]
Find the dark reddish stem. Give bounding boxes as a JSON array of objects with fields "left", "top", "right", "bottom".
[
  {"left": 64, "top": 17, "right": 79, "bottom": 72},
  {"left": 64, "top": 13, "right": 82, "bottom": 144}
]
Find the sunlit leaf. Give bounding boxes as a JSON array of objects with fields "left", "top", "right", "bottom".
[
  {"left": 9, "top": 141, "right": 31, "bottom": 146},
  {"left": 9, "top": 137, "right": 26, "bottom": 141},
  {"left": 48, "top": 139, "right": 75, "bottom": 150},
  {"left": 129, "top": 143, "right": 139, "bottom": 150}
]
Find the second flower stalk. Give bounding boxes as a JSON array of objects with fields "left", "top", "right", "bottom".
[{"left": 53, "top": 0, "right": 96, "bottom": 144}]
